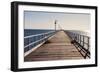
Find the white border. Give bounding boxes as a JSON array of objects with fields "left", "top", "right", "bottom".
[{"left": 18, "top": 5, "right": 95, "bottom": 68}]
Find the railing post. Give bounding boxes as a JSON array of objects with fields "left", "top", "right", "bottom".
[
  {"left": 76, "top": 34, "right": 77, "bottom": 41},
  {"left": 80, "top": 35, "right": 81, "bottom": 45},
  {"left": 77, "top": 34, "right": 79, "bottom": 42},
  {"left": 87, "top": 37, "right": 89, "bottom": 50},
  {"left": 74, "top": 33, "right": 75, "bottom": 40},
  {"left": 24, "top": 31, "right": 57, "bottom": 53},
  {"left": 27, "top": 38, "right": 29, "bottom": 51},
  {"left": 78, "top": 34, "right": 80, "bottom": 43},
  {"left": 66, "top": 31, "right": 90, "bottom": 59},
  {"left": 83, "top": 36, "right": 84, "bottom": 47}
]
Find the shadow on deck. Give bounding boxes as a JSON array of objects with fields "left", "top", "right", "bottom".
[{"left": 24, "top": 31, "right": 84, "bottom": 62}]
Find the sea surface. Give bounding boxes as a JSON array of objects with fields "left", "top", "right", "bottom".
[
  {"left": 24, "top": 29, "right": 90, "bottom": 52},
  {"left": 24, "top": 29, "right": 55, "bottom": 52},
  {"left": 65, "top": 30, "right": 90, "bottom": 36}
]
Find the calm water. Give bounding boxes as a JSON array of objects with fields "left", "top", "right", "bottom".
[
  {"left": 66, "top": 30, "right": 90, "bottom": 36},
  {"left": 24, "top": 29, "right": 90, "bottom": 52},
  {"left": 24, "top": 29, "right": 55, "bottom": 52},
  {"left": 24, "top": 29, "right": 55, "bottom": 37}
]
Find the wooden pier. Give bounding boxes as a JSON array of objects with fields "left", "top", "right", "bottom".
[{"left": 24, "top": 31, "right": 83, "bottom": 61}]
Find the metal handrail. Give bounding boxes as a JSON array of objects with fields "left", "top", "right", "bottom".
[
  {"left": 24, "top": 31, "right": 55, "bottom": 39},
  {"left": 24, "top": 31, "right": 57, "bottom": 52},
  {"left": 65, "top": 30, "right": 90, "bottom": 59}
]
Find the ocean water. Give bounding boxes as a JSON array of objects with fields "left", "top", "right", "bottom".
[
  {"left": 24, "top": 29, "right": 90, "bottom": 52},
  {"left": 24, "top": 29, "right": 55, "bottom": 52},
  {"left": 66, "top": 30, "right": 90, "bottom": 36}
]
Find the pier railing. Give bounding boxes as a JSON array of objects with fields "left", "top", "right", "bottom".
[
  {"left": 65, "top": 31, "right": 90, "bottom": 59},
  {"left": 24, "top": 31, "right": 57, "bottom": 53}
]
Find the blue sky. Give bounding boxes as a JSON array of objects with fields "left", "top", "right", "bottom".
[{"left": 24, "top": 11, "right": 90, "bottom": 32}]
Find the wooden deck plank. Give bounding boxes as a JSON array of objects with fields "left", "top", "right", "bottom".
[{"left": 24, "top": 31, "right": 83, "bottom": 62}]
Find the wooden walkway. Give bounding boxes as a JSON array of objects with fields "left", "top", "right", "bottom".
[{"left": 24, "top": 31, "right": 83, "bottom": 62}]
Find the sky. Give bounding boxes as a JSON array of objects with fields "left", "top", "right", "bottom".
[{"left": 24, "top": 11, "right": 90, "bottom": 32}]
